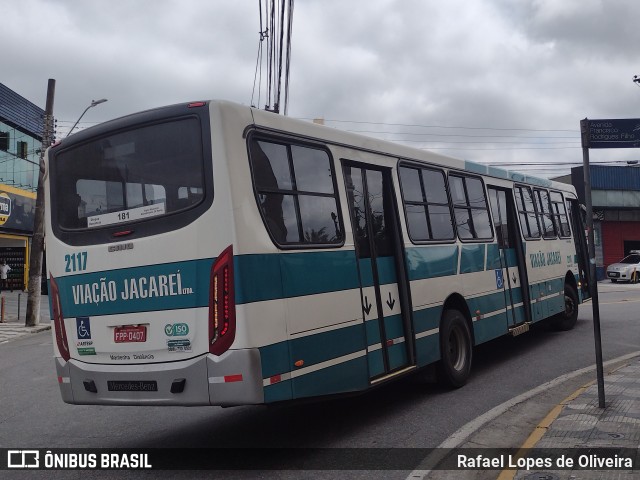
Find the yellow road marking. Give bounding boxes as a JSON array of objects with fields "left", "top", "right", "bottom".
[{"left": 495, "top": 381, "right": 594, "bottom": 480}]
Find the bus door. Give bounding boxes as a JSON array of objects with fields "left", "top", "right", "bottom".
[
  {"left": 488, "top": 187, "right": 530, "bottom": 327},
  {"left": 568, "top": 199, "right": 592, "bottom": 301},
  {"left": 343, "top": 162, "right": 413, "bottom": 380}
]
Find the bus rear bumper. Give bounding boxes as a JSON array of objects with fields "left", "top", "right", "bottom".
[{"left": 54, "top": 349, "right": 264, "bottom": 406}]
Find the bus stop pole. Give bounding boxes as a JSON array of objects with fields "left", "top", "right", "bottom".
[{"left": 580, "top": 118, "right": 606, "bottom": 408}]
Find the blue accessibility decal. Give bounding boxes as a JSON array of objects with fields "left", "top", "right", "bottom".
[{"left": 76, "top": 317, "right": 91, "bottom": 340}]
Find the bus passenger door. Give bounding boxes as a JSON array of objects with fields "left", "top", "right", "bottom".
[
  {"left": 488, "top": 187, "right": 530, "bottom": 327},
  {"left": 343, "top": 163, "right": 413, "bottom": 381}
]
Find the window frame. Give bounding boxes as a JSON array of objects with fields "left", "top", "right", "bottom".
[
  {"left": 49, "top": 105, "right": 214, "bottom": 247},
  {"left": 447, "top": 172, "right": 494, "bottom": 242},
  {"left": 247, "top": 133, "right": 345, "bottom": 250},
  {"left": 397, "top": 162, "right": 456, "bottom": 244},
  {"left": 549, "top": 191, "right": 572, "bottom": 238},
  {"left": 533, "top": 188, "right": 557, "bottom": 239},
  {"left": 514, "top": 185, "right": 541, "bottom": 240}
]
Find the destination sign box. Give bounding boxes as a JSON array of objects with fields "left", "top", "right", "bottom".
[{"left": 581, "top": 118, "right": 640, "bottom": 149}]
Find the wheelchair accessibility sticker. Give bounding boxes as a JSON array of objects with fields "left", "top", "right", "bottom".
[
  {"left": 495, "top": 269, "right": 504, "bottom": 289},
  {"left": 76, "top": 317, "right": 91, "bottom": 339},
  {"left": 76, "top": 317, "right": 96, "bottom": 355}
]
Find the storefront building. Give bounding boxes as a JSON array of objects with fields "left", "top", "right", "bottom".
[
  {"left": 568, "top": 165, "right": 640, "bottom": 280},
  {"left": 0, "top": 82, "right": 43, "bottom": 291}
]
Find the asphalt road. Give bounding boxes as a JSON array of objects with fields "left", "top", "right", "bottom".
[{"left": 1, "top": 281, "right": 639, "bottom": 479}]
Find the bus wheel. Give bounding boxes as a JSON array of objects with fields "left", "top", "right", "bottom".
[
  {"left": 438, "top": 309, "right": 472, "bottom": 388},
  {"left": 553, "top": 284, "right": 579, "bottom": 331}
]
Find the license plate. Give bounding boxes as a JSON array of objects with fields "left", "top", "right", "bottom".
[
  {"left": 114, "top": 325, "right": 147, "bottom": 343},
  {"left": 609, "top": 272, "right": 619, "bottom": 278},
  {"left": 107, "top": 380, "right": 157, "bottom": 392}
]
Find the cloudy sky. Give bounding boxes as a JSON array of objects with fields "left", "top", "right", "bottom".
[{"left": 4, "top": 0, "right": 640, "bottom": 177}]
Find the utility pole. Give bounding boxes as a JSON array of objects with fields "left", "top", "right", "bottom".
[{"left": 25, "top": 79, "right": 55, "bottom": 327}]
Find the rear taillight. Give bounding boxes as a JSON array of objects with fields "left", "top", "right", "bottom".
[
  {"left": 209, "top": 246, "right": 236, "bottom": 355},
  {"left": 50, "top": 274, "right": 70, "bottom": 362}
]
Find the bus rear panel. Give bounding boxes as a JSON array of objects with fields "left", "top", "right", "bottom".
[{"left": 47, "top": 101, "right": 264, "bottom": 405}]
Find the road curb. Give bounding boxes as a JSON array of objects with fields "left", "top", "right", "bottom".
[{"left": 407, "top": 351, "right": 640, "bottom": 480}]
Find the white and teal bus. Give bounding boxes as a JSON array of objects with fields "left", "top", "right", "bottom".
[{"left": 46, "top": 100, "right": 591, "bottom": 406}]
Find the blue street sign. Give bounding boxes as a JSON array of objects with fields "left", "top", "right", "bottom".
[{"left": 582, "top": 118, "right": 640, "bottom": 149}]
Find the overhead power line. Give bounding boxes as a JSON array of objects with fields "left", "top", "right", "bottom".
[{"left": 252, "top": 0, "right": 295, "bottom": 115}]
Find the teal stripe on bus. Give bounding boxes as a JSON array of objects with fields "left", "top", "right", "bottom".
[
  {"left": 383, "top": 313, "right": 404, "bottom": 339},
  {"left": 54, "top": 258, "right": 213, "bottom": 318},
  {"left": 234, "top": 254, "right": 283, "bottom": 304},
  {"left": 416, "top": 334, "right": 439, "bottom": 367},
  {"left": 368, "top": 350, "right": 385, "bottom": 377},
  {"left": 259, "top": 341, "right": 291, "bottom": 380},
  {"left": 467, "top": 290, "right": 511, "bottom": 317},
  {"left": 365, "top": 318, "right": 382, "bottom": 346},
  {"left": 358, "top": 258, "right": 374, "bottom": 287},
  {"left": 291, "top": 356, "right": 369, "bottom": 399},
  {"left": 358, "top": 256, "right": 397, "bottom": 287},
  {"left": 376, "top": 256, "right": 398, "bottom": 285},
  {"left": 406, "top": 246, "right": 459, "bottom": 281},
  {"left": 413, "top": 304, "right": 441, "bottom": 366},
  {"left": 388, "top": 343, "right": 408, "bottom": 371},
  {"left": 486, "top": 244, "right": 502, "bottom": 270},
  {"left": 473, "top": 310, "right": 509, "bottom": 344},
  {"left": 264, "top": 380, "right": 293, "bottom": 403},
  {"left": 460, "top": 244, "right": 486, "bottom": 273},
  {"left": 505, "top": 249, "right": 518, "bottom": 268},
  {"left": 289, "top": 324, "right": 366, "bottom": 369},
  {"left": 512, "top": 304, "right": 527, "bottom": 324},
  {"left": 237, "top": 250, "right": 361, "bottom": 304},
  {"left": 260, "top": 324, "right": 366, "bottom": 378},
  {"left": 413, "top": 304, "right": 442, "bottom": 335}
]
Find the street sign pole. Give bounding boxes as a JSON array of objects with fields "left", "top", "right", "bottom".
[{"left": 580, "top": 118, "right": 606, "bottom": 408}]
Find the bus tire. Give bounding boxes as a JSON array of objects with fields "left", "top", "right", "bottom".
[
  {"left": 553, "top": 284, "right": 579, "bottom": 331},
  {"left": 437, "top": 309, "right": 472, "bottom": 388}
]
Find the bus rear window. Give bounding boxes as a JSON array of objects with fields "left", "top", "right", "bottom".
[{"left": 53, "top": 118, "right": 205, "bottom": 230}]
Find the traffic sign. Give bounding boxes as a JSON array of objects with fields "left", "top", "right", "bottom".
[{"left": 581, "top": 118, "right": 640, "bottom": 149}]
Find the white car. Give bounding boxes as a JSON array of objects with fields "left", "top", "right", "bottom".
[{"left": 606, "top": 252, "right": 640, "bottom": 283}]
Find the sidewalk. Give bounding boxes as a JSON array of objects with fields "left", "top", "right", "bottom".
[
  {"left": 512, "top": 358, "right": 640, "bottom": 480},
  {"left": 0, "top": 290, "right": 51, "bottom": 343}
]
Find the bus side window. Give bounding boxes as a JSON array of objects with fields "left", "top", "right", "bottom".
[
  {"left": 550, "top": 191, "right": 571, "bottom": 238},
  {"left": 249, "top": 141, "right": 289, "bottom": 243},
  {"left": 398, "top": 165, "right": 454, "bottom": 242},
  {"left": 248, "top": 137, "right": 343, "bottom": 247},
  {"left": 448, "top": 174, "right": 493, "bottom": 241},
  {"left": 534, "top": 189, "right": 556, "bottom": 239},
  {"left": 515, "top": 186, "right": 540, "bottom": 239}
]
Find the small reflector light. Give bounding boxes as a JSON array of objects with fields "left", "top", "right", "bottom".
[
  {"left": 188, "top": 101, "right": 206, "bottom": 108},
  {"left": 113, "top": 230, "right": 133, "bottom": 237},
  {"left": 57, "top": 376, "right": 63, "bottom": 384},
  {"left": 386, "top": 339, "right": 394, "bottom": 347},
  {"left": 52, "top": 140, "right": 62, "bottom": 148},
  {"left": 294, "top": 360, "right": 304, "bottom": 368},
  {"left": 270, "top": 375, "right": 281, "bottom": 384},
  {"left": 224, "top": 374, "right": 243, "bottom": 383}
]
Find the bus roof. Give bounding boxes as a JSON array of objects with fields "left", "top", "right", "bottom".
[{"left": 245, "top": 101, "right": 574, "bottom": 194}]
